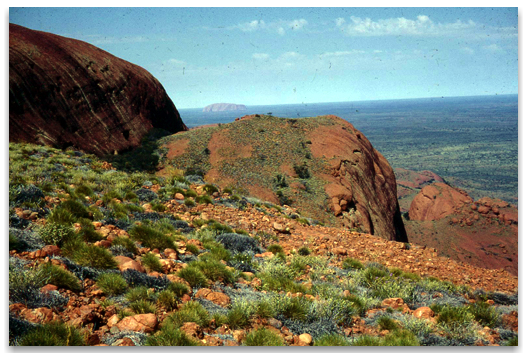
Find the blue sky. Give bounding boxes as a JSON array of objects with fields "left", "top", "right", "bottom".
[{"left": 9, "top": 7, "right": 518, "bottom": 109}]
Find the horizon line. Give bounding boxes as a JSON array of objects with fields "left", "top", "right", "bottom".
[{"left": 176, "top": 93, "right": 518, "bottom": 110}]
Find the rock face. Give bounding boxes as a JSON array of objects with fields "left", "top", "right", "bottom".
[
  {"left": 159, "top": 114, "right": 407, "bottom": 242},
  {"left": 203, "top": 103, "right": 246, "bottom": 112},
  {"left": 409, "top": 183, "right": 472, "bottom": 221},
  {"left": 9, "top": 23, "right": 187, "bottom": 156}
]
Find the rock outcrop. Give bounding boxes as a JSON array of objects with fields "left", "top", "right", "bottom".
[
  {"left": 203, "top": 103, "right": 246, "bottom": 112},
  {"left": 409, "top": 183, "right": 472, "bottom": 221},
  {"left": 9, "top": 23, "right": 187, "bottom": 156},
  {"left": 159, "top": 114, "right": 407, "bottom": 242}
]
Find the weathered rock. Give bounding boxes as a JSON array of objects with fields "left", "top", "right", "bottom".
[
  {"left": 195, "top": 288, "right": 231, "bottom": 307},
  {"left": 116, "top": 313, "right": 157, "bottom": 333},
  {"left": 409, "top": 183, "right": 473, "bottom": 221},
  {"left": 160, "top": 114, "right": 407, "bottom": 241},
  {"left": 381, "top": 298, "right": 404, "bottom": 309},
  {"left": 181, "top": 322, "right": 203, "bottom": 339},
  {"left": 298, "top": 333, "right": 313, "bottom": 346},
  {"left": 412, "top": 306, "right": 434, "bottom": 319},
  {"left": 9, "top": 23, "right": 187, "bottom": 156},
  {"left": 114, "top": 256, "right": 145, "bottom": 273}
]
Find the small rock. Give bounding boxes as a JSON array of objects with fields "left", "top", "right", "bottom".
[
  {"left": 116, "top": 313, "right": 158, "bottom": 333},
  {"left": 298, "top": 333, "right": 313, "bottom": 346},
  {"left": 412, "top": 306, "right": 434, "bottom": 319}
]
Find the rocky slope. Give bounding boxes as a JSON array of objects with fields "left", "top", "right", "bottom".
[
  {"left": 203, "top": 103, "right": 247, "bottom": 112},
  {"left": 406, "top": 183, "right": 518, "bottom": 276},
  {"left": 157, "top": 114, "right": 407, "bottom": 242},
  {"left": 9, "top": 24, "right": 187, "bottom": 156},
  {"left": 394, "top": 168, "right": 445, "bottom": 213}
]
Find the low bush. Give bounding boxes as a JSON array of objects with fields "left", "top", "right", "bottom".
[
  {"left": 189, "top": 258, "right": 236, "bottom": 284},
  {"left": 376, "top": 315, "right": 398, "bottom": 331},
  {"left": 125, "top": 286, "right": 153, "bottom": 303},
  {"left": 146, "top": 327, "right": 199, "bottom": 346},
  {"left": 267, "top": 244, "right": 284, "bottom": 255},
  {"left": 467, "top": 301, "right": 500, "bottom": 328},
  {"left": 298, "top": 246, "right": 311, "bottom": 256},
  {"left": 163, "top": 301, "right": 210, "bottom": 329},
  {"left": 96, "top": 273, "right": 128, "bottom": 296},
  {"left": 70, "top": 244, "right": 118, "bottom": 270},
  {"left": 38, "top": 223, "right": 76, "bottom": 246},
  {"left": 243, "top": 327, "right": 285, "bottom": 346},
  {"left": 314, "top": 333, "right": 350, "bottom": 346},
  {"left": 18, "top": 321, "right": 86, "bottom": 346},
  {"left": 176, "top": 266, "right": 208, "bottom": 288},
  {"left": 157, "top": 290, "right": 177, "bottom": 311},
  {"left": 128, "top": 224, "right": 175, "bottom": 250},
  {"left": 167, "top": 281, "right": 190, "bottom": 298},
  {"left": 141, "top": 252, "right": 163, "bottom": 273},
  {"left": 40, "top": 263, "right": 82, "bottom": 292},
  {"left": 129, "top": 299, "right": 156, "bottom": 314},
  {"left": 111, "top": 236, "right": 138, "bottom": 255}
]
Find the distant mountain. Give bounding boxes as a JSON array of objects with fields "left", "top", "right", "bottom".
[{"left": 203, "top": 103, "right": 246, "bottom": 112}]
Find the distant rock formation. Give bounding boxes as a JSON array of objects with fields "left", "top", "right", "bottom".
[
  {"left": 409, "top": 183, "right": 472, "bottom": 221},
  {"left": 159, "top": 114, "right": 408, "bottom": 242},
  {"left": 9, "top": 23, "right": 187, "bottom": 156},
  {"left": 203, "top": 103, "right": 246, "bottom": 112}
]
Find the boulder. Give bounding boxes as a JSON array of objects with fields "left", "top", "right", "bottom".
[
  {"left": 116, "top": 313, "right": 158, "bottom": 333},
  {"left": 195, "top": 288, "right": 231, "bottom": 307},
  {"left": 409, "top": 183, "right": 473, "bottom": 221},
  {"left": 114, "top": 256, "right": 145, "bottom": 273},
  {"left": 412, "top": 306, "right": 434, "bottom": 319},
  {"left": 9, "top": 23, "right": 187, "bottom": 156}
]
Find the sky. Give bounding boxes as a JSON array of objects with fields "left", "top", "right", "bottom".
[{"left": 9, "top": 7, "right": 518, "bottom": 109}]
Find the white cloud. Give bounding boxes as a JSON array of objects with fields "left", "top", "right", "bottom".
[
  {"left": 461, "top": 47, "right": 475, "bottom": 55},
  {"left": 252, "top": 53, "right": 270, "bottom": 60},
  {"left": 483, "top": 44, "right": 503, "bottom": 52},
  {"left": 321, "top": 50, "right": 366, "bottom": 57},
  {"left": 336, "top": 15, "right": 476, "bottom": 37},
  {"left": 230, "top": 18, "right": 307, "bottom": 35},
  {"left": 279, "top": 51, "right": 302, "bottom": 60}
]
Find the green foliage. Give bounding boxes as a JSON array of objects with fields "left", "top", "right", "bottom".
[
  {"left": 188, "top": 257, "right": 236, "bottom": 284},
  {"left": 129, "top": 299, "right": 156, "bottom": 314},
  {"left": 267, "top": 244, "right": 284, "bottom": 254},
  {"left": 297, "top": 246, "right": 311, "bottom": 256},
  {"left": 467, "top": 301, "right": 500, "bottom": 328},
  {"left": 157, "top": 290, "right": 178, "bottom": 311},
  {"left": 38, "top": 223, "right": 75, "bottom": 246},
  {"left": 167, "top": 281, "right": 190, "bottom": 298},
  {"left": 195, "top": 195, "right": 213, "bottom": 204},
  {"left": 111, "top": 236, "right": 138, "bottom": 255},
  {"left": 39, "top": 263, "right": 81, "bottom": 292},
  {"left": 226, "top": 303, "right": 252, "bottom": 329},
  {"left": 185, "top": 243, "right": 200, "bottom": 255},
  {"left": 314, "top": 333, "right": 350, "bottom": 346},
  {"left": 47, "top": 207, "right": 77, "bottom": 225},
  {"left": 96, "top": 273, "right": 128, "bottom": 296},
  {"left": 70, "top": 243, "right": 118, "bottom": 269},
  {"left": 184, "top": 198, "right": 196, "bottom": 207},
  {"left": 18, "top": 321, "right": 86, "bottom": 346},
  {"left": 146, "top": 327, "right": 200, "bottom": 346},
  {"left": 163, "top": 301, "right": 210, "bottom": 329},
  {"left": 352, "top": 329, "right": 419, "bottom": 346},
  {"left": 281, "top": 296, "right": 309, "bottom": 321},
  {"left": 243, "top": 328, "right": 285, "bottom": 346},
  {"left": 376, "top": 316, "right": 398, "bottom": 331},
  {"left": 176, "top": 266, "right": 208, "bottom": 288},
  {"left": 203, "top": 184, "right": 218, "bottom": 195},
  {"left": 125, "top": 286, "right": 153, "bottom": 303},
  {"left": 504, "top": 336, "right": 518, "bottom": 346},
  {"left": 128, "top": 224, "right": 175, "bottom": 250},
  {"left": 141, "top": 252, "right": 163, "bottom": 272}
]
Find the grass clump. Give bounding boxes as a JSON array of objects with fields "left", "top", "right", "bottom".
[
  {"left": 243, "top": 327, "right": 285, "bottom": 346},
  {"left": 69, "top": 243, "right": 118, "bottom": 270},
  {"left": 266, "top": 244, "right": 284, "bottom": 255},
  {"left": 157, "top": 290, "right": 178, "bottom": 311},
  {"left": 467, "top": 301, "right": 500, "bottom": 328},
  {"left": 185, "top": 243, "right": 200, "bottom": 255},
  {"left": 376, "top": 316, "right": 399, "bottom": 331},
  {"left": 146, "top": 327, "right": 200, "bottom": 346},
  {"left": 39, "top": 263, "right": 82, "bottom": 292},
  {"left": 96, "top": 273, "right": 128, "bottom": 296},
  {"left": 342, "top": 257, "right": 363, "bottom": 270},
  {"left": 128, "top": 224, "right": 175, "bottom": 250},
  {"left": 297, "top": 246, "right": 311, "bottom": 256},
  {"left": 163, "top": 301, "right": 210, "bottom": 329},
  {"left": 176, "top": 266, "right": 208, "bottom": 288},
  {"left": 141, "top": 252, "right": 163, "bottom": 273},
  {"left": 188, "top": 258, "right": 236, "bottom": 284},
  {"left": 125, "top": 286, "right": 153, "bottom": 303},
  {"left": 314, "top": 333, "right": 350, "bottom": 346},
  {"left": 129, "top": 299, "right": 156, "bottom": 314},
  {"left": 38, "top": 223, "right": 75, "bottom": 246},
  {"left": 111, "top": 236, "right": 138, "bottom": 255},
  {"left": 167, "top": 281, "right": 190, "bottom": 298},
  {"left": 352, "top": 329, "right": 419, "bottom": 346},
  {"left": 18, "top": 321, "right": 86, "bottom": 346}
]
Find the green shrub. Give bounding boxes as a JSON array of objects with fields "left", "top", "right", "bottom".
[
  {"left": 58, "top": 199, "right": 91, "bottom": 220},
  {"left": 436, "top": 305, "right": 474, "bottom": 326},
  {"left": 184, "top": 199, "right": 196, "bottom": 207},
  {"left": 163, "top": 301, "right": 210, "bottom": 329},
  {"left": 254, "top": 300, "right": 276, "bottom": 319},
  {"left": 75, "top": 184, "right": 94, "bottom": 197},
  {"left": 189, "top": 258, "right": 236, "bottom": 284},
  {"left": 314, "top": 333, "right": 350, "bottom": 346},
  {"left": 40, "top": 263, "right": 81, "bottom": 292},
  {"left": 38, "top": 223, "right": 75, "bottom": 246},
  {"left": 157, "top": 290, "right": 177, "bottom": 311},
  {"left": 467, "top": 301, "right": 500, "bottom": 328},
  {"left": 146, "top": 327, "right": 200, "bottom": 346},
  {"left": 176, "top": 266, "right": 208, "bottom": 288},
  {"left": 111, "top": 236, "right": 138, "bottom": 255},
  {"left": 203, "top": 184, "right": 219, "bottom": 195},
  {"left": 504, "top": 336, "right": 518, "bottom": 346},
  {"left": 281, "top": 297, "right": 308, "bottom": 321},
  {"left": 185, "top": 243, "right": 200, "bottom": 255},
  {"left": 70, "top": 244, "right": 118, "bottom": 269},
  {"left": 381, "top": 329, "right": 420, "bottom": 346},
  {"left": 243, "top": 327, "right": 285, "bottom": 346},
  {"left": 377, "top": 316, "right": 398, "bottom": 331},
  {"left": 195, "top": 195, "right": 213, "bottom": 204},
  {"left": 297, "top": 246, "right": 311, "bottom": 256},
  {"left": 125, "top": 286, "right": 153, "bottom": 303},
  {"left": 141, "top": 252, "right": 163, "bottom": 272},
  {"left": 47, "top": 207, "right": 77, "bottom": 225},
  {"left": 267, "top": 244, "right": 284, "bottom": 255},
  {"left": 128, "top": 224, "right": 175, "bottom": 250},
  {"left": 129, "top": 299, "right": 156, "bottom": 314},
  {"left": 18, "top": 321, "right": 86, "bottom": 346},
  {"left": 342, "top": 257, "right": 364, "bottom": 270},
  {"left": 96, "top": 273, "right": 128, "bottom": 296},
  {"left": 167, "top": 281, "right": 190, "bottom": 298}
]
